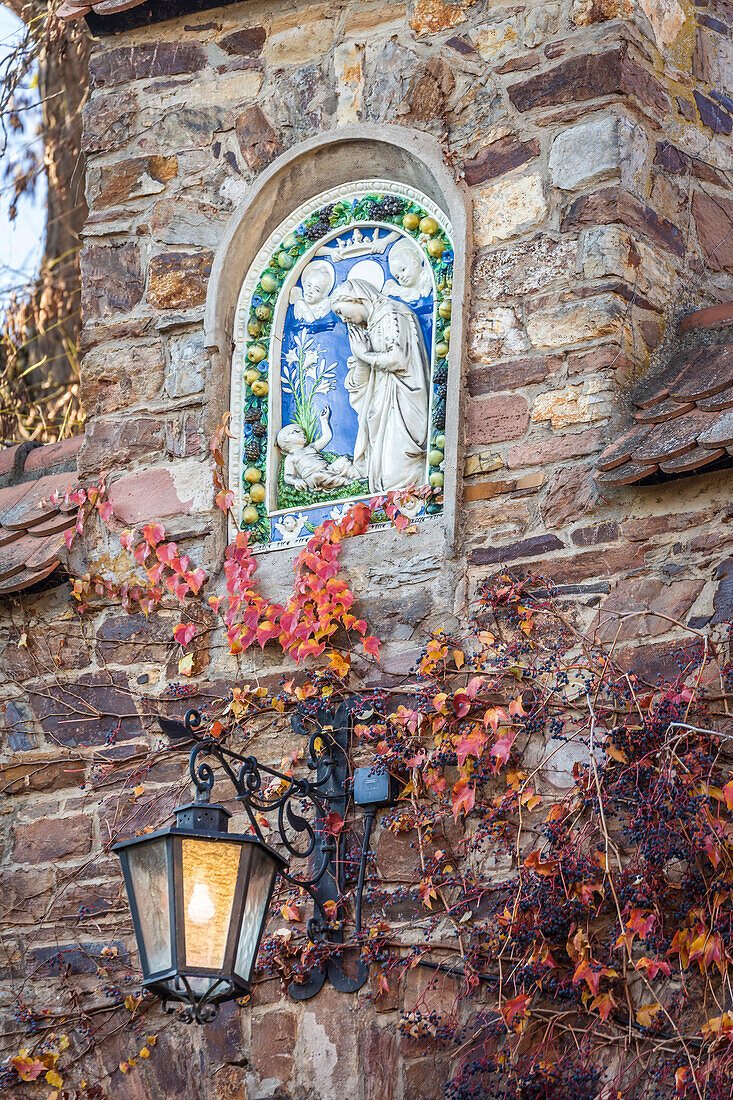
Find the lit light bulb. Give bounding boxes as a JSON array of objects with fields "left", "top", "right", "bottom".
[{"left": 187, "top": 882, "right": 215, "bottom": 924}]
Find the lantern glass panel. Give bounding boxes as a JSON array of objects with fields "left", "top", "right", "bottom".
[
  {"left": 126, "top": 837, "right": 172, "bottom": 975},
  {"left": 234, "top": 844, "right": 278, "bottom": 982},
  {"left": 180, "top": 838, "right": 242, "bottom": 970}
]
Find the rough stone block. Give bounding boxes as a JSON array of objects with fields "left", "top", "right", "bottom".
[
  {"left": 692, "top": 190, "right": 733, "bottom": 273},
  {"left": 571, "top": 520, "right": 619, "bottom": 546},
  {"left": 410, "top": 0, "right": 478, "bottom": 35},
  {"left": 90, "top": 42, "right": 207, "bottom": 89},
  {"left": 464, "top": 472, "right": 545, "bottom": 501},
  {"left": 235, "top": 105, "right": 282, "bottom": 172},
  {"left": 80, "top": 244, "right": 144, "bottom": 320},
  {"left": 219, "top": 26, "right": 266, "bottom": 55},
  {"left": 147, "top": 251, "right": 214, "bottom": 310},
  {"left": 549, "top": 115, "right": 621, "bottom": 190},
  {"left": 468, "top": 356, "right": 556, "bottom": 397},
  {"left": 96, "top": 612, "right": 173, "bottom": 664},
  {"left": 89, "top": 155, "right": 177, "bottom": 209},
  {"left": 469, "top": 307, "right": 529, "bottom": 361},
  {"left": 561, "top": 187, "right": 684, "bottom": 256},
  {"left": 249, "top": 1007, "right": 297, "bottom": 1084},
  {"left": 31, "top": 940, "right": 128, "bottom": 975},
  {"left": 27, "top": 671, "right": 144, "bottom": 747},
  {"left": 2, "top": 621, "right": 90, "bottom": 679},
  {"left": 473, "top": 172, "right": 548, "bottom": 248},
  {"left": 466, "top": 394, "right": 529, "bottom": 444},
  {"left": 150, "top": 197, "right": 228, "bottom": 248},
  {"left": 166, "top": 332, "right": 206, "bottom": 398},
  {"left": 363, "top": 1026, "right": 399, "bottom": 1100},
  {"left": 463, "top": 135, "right": 539, "bottom": 185},
  {"left": 595, "top": 577, "right": 705, "bottom": 642},
  {"left": 79, "top": 417, "right": 165, "bottom": 475},
  {"left": 108, "top": 461, "right": 212, "bottom": 524},
  {"left": 13, "top": 813, "right": 93, "bottom": 864},
  {"left": 541, "top": 463, "right": 601, "bottom": 528},
  {"left": 81, "top": 342, "right": 165, "bottom": 417},
  {"left": 526, "top": 295, "right": 626, "bottom": 349},
  {"left": 473, "top": 235, "right": 577, "bottom": 300},
  {"left": 81, "top": 89, "right": 137, "bottom": 154},
  {"left": 506, "top": 426, "right": 604, "bottom": 468},
  {"left": 468, "top": 533, "right": 564, "bottom": 566}
]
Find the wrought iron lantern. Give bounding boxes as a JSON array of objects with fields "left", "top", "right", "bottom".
[
  {"left": 114, "top": 800, "right": 286, "bottom": 1024},
  {"left": 114, "top": 705, "right": 369, "bottom": 1024}
]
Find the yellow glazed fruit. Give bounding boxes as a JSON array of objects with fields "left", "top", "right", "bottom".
[
  {"left": 247, "top": 344, "right": 267, "bottom": 364},
  {"left": 251, "top": 379, "right": 269, "bottom": 397},
  {"left": 403, "top": 212, "right": 420, "bottom": 231},
  {"left": 427, "top": 238, "right": 445, "bottom": 258},
  {"left": 242, "top": 505, "right": 259, "bottom": 525},
  {"left": 419, "top": 216, "right": 439, "bottom": 236},
  {"left": 249, "top": 483, "right": 266, "bottom": 503},
  {"left": 435, "top": 433, "right": 446, "bottom": 450},
  {"left": 438, "top": 299, "right": 452, "bottom": 320},
  {"left": 429, "top": 472, "right": 444, "bottom": 488},
  {"left": 248, "top": 320, "right": 262, "bottom": 337},
  {"left": 255, "top": 303, "right": 271, "bottom": 321},
  {"left": 442, "top": 325, "right": 451, "bottom": 343},
  {"left": 244, "top": 466, "right": 262, "bottom": 483},
  {"left": 435, "top": 341, "right": 449, "bottom": 359},
  {"left": 429, "top": 449, "right": 444, "bottom": 467},
  {"left": 244, "top": 369, "right": 261, "bottom": 386}
]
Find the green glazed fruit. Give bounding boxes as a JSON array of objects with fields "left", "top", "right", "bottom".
[
  {"left": 281, "top": 233, "right": 299, "bottom": 249},
  {"left": 442, "top": 325, "right": 451, "bottom": 343},
  {"left": 255, "top": 303, "right": 272, "bottom": 321},
  {"left": 419, "top": 216, "right": 439, "bottom": 236},
  {"left": 247, "top": 344, "right": 267, "bottom": 364},
  {"left": 427, "top": 238, "right": 445, "bottom": 258},
  {"left": 249, "top": 483, "right": 266, "bottom": 503},
  {"left": 260, "top": 273, "right": 278, "bottom": 293},
  {"left": 435, "top": 433, "right": 446, "bottom": 450},
  {"left": 429, "top": 472, "right": 444, "bottom": 488},
  {"left": 244, "top": 368, "right": 261, "bottom": 385},
  {"left": 403, "top": 212, "right": 420, "bottom": 231},
  {"left": 429, "top": 449, "right": 444, "bottom": 467},
  {"left": 435, "top": 341, "right": 449, "bottom": 359},
  {"left": 247, "top": 320, "right": 262, "bottom": 338},
  {"left": 251, "top": 379, "right": 269, "bottom": 397},
  {"left": 276, "top": 251, "right": 294, "bottom": 270},
  {"left": 242, "top": 505, "right": 259, "bottom": 525}
]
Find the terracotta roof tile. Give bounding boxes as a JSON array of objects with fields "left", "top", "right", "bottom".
[
  {"left": 595, "top": 312, "right": 733, "bottom": 486},
  {"left": 0, "top": 438, "right": 81, "bottom": 595}
]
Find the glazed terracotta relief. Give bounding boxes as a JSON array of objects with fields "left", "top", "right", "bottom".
[{"left": 230, "top": 181, "right": 454, "bottom": 549}]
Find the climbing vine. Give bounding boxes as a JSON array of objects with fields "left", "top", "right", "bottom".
[{"left": 2, "top": 420, "right": 733, "bottom": 1100}]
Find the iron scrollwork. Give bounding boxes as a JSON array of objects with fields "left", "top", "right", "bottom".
[{"left": 158, "top": 703, "right": 367, "bottom": 1000}]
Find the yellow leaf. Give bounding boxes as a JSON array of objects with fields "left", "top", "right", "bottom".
[
  {"left": 607, "top": 744, "right": 628, "bottom": 763},
  {"left": 636, "top": 1003, "right": 661, "bottom": 1028},
  {"left": 133, "top": 785, "right": 145, "bottom": 798},
  {"left": 18, "top": 632, "right": 28, "bottom": 648},
  {"left": 178, "top": 653, "right": 194, "bottom": 677},
  {"left": 139, "top": 1047, "right": 150, "bottom": 1058},
  {"left": 453, "top": 648, "right": 465, "bottom": 669},
  {"left": 45, "top": 1071, "right": 63, "bottom": 1089},
  {"left": 124, "top": 995, "right": 138, "bottom": 1012},
  {"left": 58, "top": 1037, "right": 69, "bottom": 1052}
]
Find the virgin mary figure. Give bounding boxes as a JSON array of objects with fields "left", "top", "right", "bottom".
[{"left": 330, "top": 279, "right": 430, "bottom": 493}]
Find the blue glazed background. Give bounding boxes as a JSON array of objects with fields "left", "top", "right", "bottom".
[{"left": 280, "top": 232, "right": 435, "bottom": 459}]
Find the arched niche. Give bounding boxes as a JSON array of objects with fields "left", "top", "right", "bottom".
[{"left": 204, "top": 125, "right": 471, "bottom": 553}]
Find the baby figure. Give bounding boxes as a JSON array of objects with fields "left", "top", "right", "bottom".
[
  {"left": 291, "top": 260, "right": 336, "bottom": 322},
  {"left": 383, "top": 239, "right": 432, "bottom": 303},
  {"left": 276, "top": 407, "right": 360, "bottom": 492},
  {"left": 273, "top": 513, "right": 309, "bottom": 543}
]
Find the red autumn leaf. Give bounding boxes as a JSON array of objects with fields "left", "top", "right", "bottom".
[
  {"left": 363, "top": 635, "right": 381, "bottom": 659},
  {"left": 508, "top": 696, "right": 526, "bottom": 717},
  {"left": 186, "top": 568, "right": 206, "bottom": 594},
  {"left": 323, "top": 812, "right": 345, "bottom": 836},
  {"left": 97, "top": 500, "right": 114, "bottom": 524},
  {"left": 466, "top": 676, "right": 484, "bottom": 699},
  {"left": 281, "top": 902, "right": 301, "bottom": 921},
  {"left": 524, "top": 850, "right": 559, "bottom": 876},
  {"left": 216, "top": 489, "right": 235, "bottom": 513},
  {"left": 142, "top": 522, "right": 165, "bottom": 546},
  {"left": 573, "top": 959, "right": 601, "bottom": 998},
  {"left": 490, "top": 730, "right": 516, "bottom": 768},
  {"left": 501, "top": 993, "right": 531, "bottom": 1028},
  {"left": 455, "top": 728, "right": 487, "bottom": 768},
  {"left": 723, "top": 780, "right": 733, "bottom": 811},
  {"left": 419, "top": 878, "right": 439, "bottom": 909},
  {"left": 635, "top": 956, "right": 671, "bottom": 979},
  {"left": 64, "top": 528, "right": 75, "bottom": 550},
  {"left": 156, "top": 541, "right": 178, "bottom": 564},
  {"left": 590, "top": 991, "right": 615, "bottom": 1021},
  {"left": 173, "top": 622, "right": 196, "bottom": 647},
  {"left": 451, "top": 777, "right": 475, "bottom": 822},
  {"left": 119, "top": 529, "right": 135, "bottom": 551}
]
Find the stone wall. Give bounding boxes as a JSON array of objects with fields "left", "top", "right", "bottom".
[{"left": 2, "top": 1, "right": 733, "bottom": 1098}]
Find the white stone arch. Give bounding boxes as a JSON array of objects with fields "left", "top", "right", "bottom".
[{"left": 204, "top": 125, "right": 471, "bottom": 552}]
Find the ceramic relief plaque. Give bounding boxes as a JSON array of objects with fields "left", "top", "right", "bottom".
[{"left": 230, "top": 181, "right": 454, "bottom": 549}]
